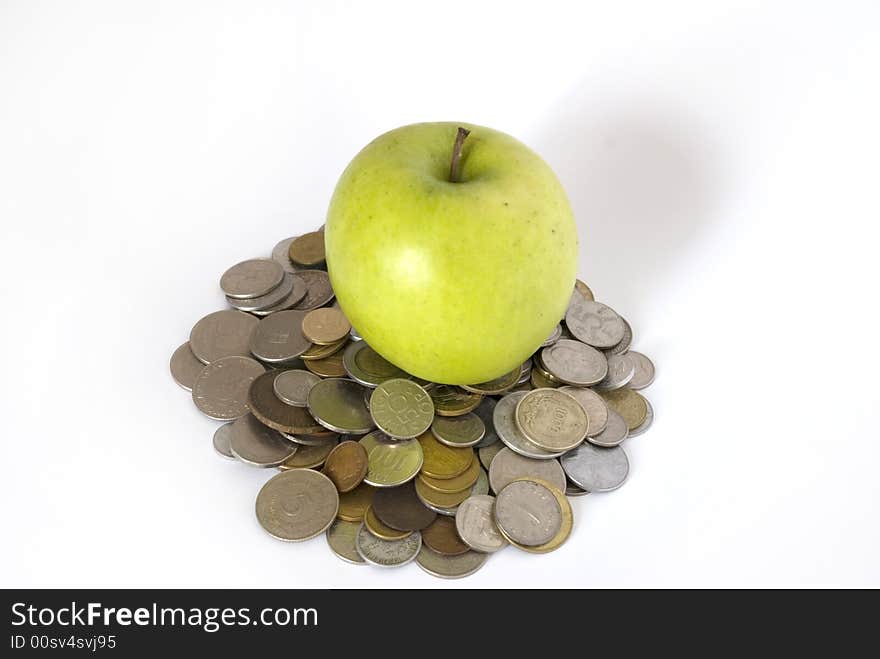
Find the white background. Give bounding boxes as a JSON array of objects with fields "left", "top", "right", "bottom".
[{"left": 2, "top": 0, "right": 879, "bottom": 588}]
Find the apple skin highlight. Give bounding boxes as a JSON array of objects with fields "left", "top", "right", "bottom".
[{"left": 325, "top": 122, "right": 578, "bottom": 385}]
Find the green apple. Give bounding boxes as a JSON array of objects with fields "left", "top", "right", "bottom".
[{"left": 325, "top": 122, "right": 578, "bottom": 385}]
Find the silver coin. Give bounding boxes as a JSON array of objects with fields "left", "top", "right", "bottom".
[
  {"left": 349, "top": 326, "right": 363, "bottom": 341},
  {"left": 455, "top": 494, "right": 508, "bottom": 553},
  {"left": 271, "top": 236, "right": 299, "bottom": 275},
  {"left": 517, "top": 359, "right": 533, "bottom": 385},
  {"left": 488, "top": 447, "right": 566, "bottom": 494},
  {"left": 587, "top": 408, "right": 629, "bottom": 447},
  {"left": 189, "top": 309, "right": 259, "bottom": 365},
  {"left": 326, "top": 519, "right": 366, "bottom": 565},
  {"left": 540, "top": 324, "right": 562, "bottom": 347},
  {"left": 430, "top": 413, "right": 485, "bottom": 448},
  {"left": 220, "top": 258, "right": 284, "bottom": 299},
  {"left": 255, "top": 469, "right": 339, "bottom": 541},
  {"left": 420, "top": 468, "right": 489, "bottom": 516},
  {"left": 627, "top": 351, "right": 656, "bottom": 390},
  {"left": 494, "top": 479, "right": 562, "bottom": 546},
  {"left": 249, "top": 310, "right": 311, "bottom": 363},
  {"left": 212, "top": 423, "right": 236, "bottom": 460},
  {"left": 416, "top": 545, "right": 489, "bottom": 579},
  {"left": 558, "top": 386, "right": 609, "bottom": 437},
  {"left": 229, "top": 413, "right": 297, "bottom": 467},
  {"left": 541, "top": 339, "right": 608, "bottom": 386},
  {"left": 560, "top": 442, "right": 629, "bottom": 492},
  {"left": 514, "top": 388, "right": 588, "bottom": 453},
  {"left": 169, "top": 342, "right": 204, "bottom": 391},
  {"left": 565, "top": 299, "right": 626, "bottom": 348},
  {"left": 273, "top": 369, "right": 321, "bottom": 407},
  {"left": 628, "top": 398, "right": 654, "bottom": 437},
  {"left": 192, "top": 355, "right": 265, "bottom": 420},
  {"left": 292, "top": 270, "right": 335, "bottom": 311},
  {"left": 226, "top": 272, "right": 294, "bottom": 312},
  {"left": 355, "top": 524, "right": 422, "bottom": 568},
  {"left": 307, "top": 378, "right": 375, "bottom": 434},
  {"left": 594, "top": 353, "right": 635, "bottom": 391},
  {"left": 494, "top": 392, "right": 566, "bottom": 460},
  {"left": 607, "top": 317, "right": 633, "bottom": 355},
  {"left": 473, "top": 397, "right": 499, "bottom": 448},
  {"left": 251, "top": 274, "right": 309, "bottom": 316}
]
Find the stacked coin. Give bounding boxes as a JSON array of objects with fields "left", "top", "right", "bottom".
[{"left": 170, "top": 231, "right": 657, "bottom": 579}]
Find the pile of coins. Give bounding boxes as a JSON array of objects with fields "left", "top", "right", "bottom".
[{"left": 170, "top": 228, "right": 656, "bottom": 579}]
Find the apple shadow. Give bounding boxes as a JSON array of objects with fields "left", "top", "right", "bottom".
[{"left": 527, "top": 88, "right": 727, "bottom": 323}]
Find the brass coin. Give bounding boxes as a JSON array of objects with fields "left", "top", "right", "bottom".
[
  {"left": 336, "top": 482, "right": 375, "bottom": 522},
  {"left": 414, "top": 477, "right": 472, "bottom": 508},
  {"left": 599, "top": 388, "right": 648, "bottom": 430},
  {"left": 289, "top": 231, "right": 325, "bottom": 266},
  {"left": 417, "top": 431, "right": 474, "bottom": 480},
  {"left": 574, "top": 279, "right": 595, "bottom": 301},
  {"left": 360, "top": 431, "right": 424, "bottom": 487},
  {"left": 325, "top": 519, "right": 366, "bottom": 565},
  {"left": 278, "top": 439, "right": 338, "bottom": 470},
  {"left": 460, "top": 366, "right": 521, "bottom": 395},
  {"left": 530, "top": 368, "right": 561, "bottom": 389},
  {"left": 421, "top": 516, "right": 470, "bottom": 556},
  {"left": 364, "top": 505, "right": 412, "bottom": 541},
  {"left": 372, "top": 481, "right": 437, "bottom": 531},
  {"left": 430, "top": 412, "right": 485, "bottom": 448},
  {"left": 304, "top": 351, "right": 346, "bottom": 378},
  {"left": 370, "top": 378, "right": 434, "bottom": 439},
  {"left": 496, "top": 477, "right": 573, "bottom": 554},
  {"left": 301, "top": 307, "right": 351, "bottom": 345},
  {"left": 300, "top": 337, "right": 348, "bottom": 361},
  {"left": 429, "top": 385, "right": 483, "bottom": 417},
  {"left": 322, "top": 440, "right": 368, "bottom": 492},
  {"left": 478, "top": 442, "right": 504, "bottom": 470},
  {"left": 342, "top": 341, "right": 406, "bottom": 387},
  {"left": 418, "top": 452, "right": 479, "bottom": 494},
  {"left": 247, "top": 370, "right": 330, "bottom": 436}
]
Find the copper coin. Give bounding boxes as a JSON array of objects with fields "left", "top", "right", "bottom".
[
  {"left": 372, "top": 481, "right": 437, "bottom": 532},
  {"left": 289, "top": 231, "right": 325, "bottom": 266},
  {"left": 364, "top": 506, "right": 412, "bottom": 541},
  {"left": 417, "top": 431, "right": 473, "bottom": 480},
  {"left": 247, "top": 370, "right": 332, "bottom": 436},
  {"left": 336, "top": 483, "right": 375, "bottom": 522},
  {"left": 421, "top": 516, "right": 470, "bottom": 556},
  {"left": 304, "top": 352, "right": 346, "bottom": 378},
  {"left": 417, "top": 452, "right": 479, "bottom": 494},
  {"left": 302, "top": 308, "right": 351, "bottom": 345},
  {"left": 323, "top": 440, "right": 368, "bottom": 493}
]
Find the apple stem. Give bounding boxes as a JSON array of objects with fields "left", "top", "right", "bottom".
[{"left": 449, "top": 126, "right": 471, "bottom": 183}]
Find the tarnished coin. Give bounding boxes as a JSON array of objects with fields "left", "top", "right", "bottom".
[
  {"left": 488, "top": 447, "right": 566, "bottom": 495},
  {"left": 494, "top": 392, "right": 566, "bottom": 460},
  {"left": 364, "top": 506, "right": 412, "bottom": 541},
  {"left": 565, "top": 299, "right": 626, "bottom": 348},
  {"left": 273, "top": 369, "right": 321, "bottom": 407},
  {"left": 559, "top": 386, "right": 609, "bottom": 437},
  {"left": 249, "top": 310, "right": 311, "bottom": 363},
  {"left": 326, "top": 519, "right": 366, "bottom": 565},
  {"left": 566, "top": 480, "right": 590, "bottom": 497},
  {"left": 541, "top": 339, "right": 608, "bottom": 386},
  {"left": 414, "top": 477, "right": 473, "bottom": 509},
  {"left": 289, "top": 231, "right": 325, "bottom": 267},
  {"left": 595, "top": 353, "right": 635, "bottom": 391},
  {"left": 418, "top": 453, "right": 480, "bottom": 494},
  {"left": 300, "top": 337, "right": 348, "bottom": 361},
  {"left": 355, "top": 524, "right": 422, "bottom": 568},
  {"left": 192, "top": 355, "right": 265, "bottom": 420},
  {"left": 170, "top": 342, "right": 204, "bottom": 391},
  {"left": 431, "top": 413, "right": 485, "bottom": 448},
  {"left": 460, "top": 366, "right": 521, "bottom": 395},
  {"left": 599, "top": 388, "right": 648, "bottom": 430},
  {"left": 359, "top": 432, "right": 423, "bottom": 488},
  {"left": 530, "top": 367, "right": 560, "bottom": 389},
  {"left": 247, "top": 370, "right": 329, "bottom": 436},
  {"left": 302, "top": 307, "right": 351, "bottom": 345},
  {"left": 422, "top": 468, "right": 489, "bottom": 517},
  {"left": 229, "top": 413, "right": 297, "bottom": 467},
  {"left": 307, "top": 378, "right": 375, "bottom": 434},
  {"left": 421, "top": 516, "right": 470, "bottom": 556},
  {"left": 429, "top": 385, "right": 483, "bottom": 417},
  {"left": 271, "top": 236, "right": 299, "bottom": 274},
  {"left": 607, "top": 317, "right": 633, "bottom": 355},
  {"left": 337, "top": 482, "right": 375, "bottom": 522},
  {"left": 226, "top": 271, "right": 294, "bottom": 312},
  {"left": 372, "top": 481, "right": 437, "bottom": 531},
  {"left": 291, "top": 269, "right": 334, "bottom": 310},
  {"left": 473, "top": 397, "right": 499, "bottom": 448},
  {"left": 220, "top": 258, "right": 284, "bottom": 299},
  {"left": 455, "top": 494, "right": 508, "bottom": 553},
  {"left": 416, "top": 545, "right": 488, "bottom": 579},
  {"left": 212, "top": 423, "right": 236, "bottom": 460},
  {"left": 251, "top": 274, "right": 308, "bottom": 316},
  {"left": 574, "top": 279, "right": 595, "bottom": 301},
  {"left": 628, "top": 398, "right": 654, "bottom": 437},
  {"left": 494, "top": 479, "right": 562, "bottom": 546},
  {"left": 369, "top": 379, "right": 434, "bottom": 439},
  {"left": 342, "top": 341, "right": 406, "bottom": 387},
  {"left": 255, "top": 469, "right": 338, "bottom": 541},
  {"left": 323, "top": 440, "right": 369, "bottom": 492},
  {"left": 278, "top": 438, "right": 337, "bottom": 470},
  {"left": 587, "top": 408, "right": 629, "bottom": 447},
  {"left": 498, "top": 478, "right": 573, "bottom": 554},
  {"left": 304, "top": 352, "right": 347, "bottom": 378},
  {"left": 478, "top": 442, "right": 504, "bottom": 471},
  {"left": 190, "top": 309, "right": 259, "bottom": 364},
  {"left": 541, "top": 324, "right": 563, "bottom": 347},
  {"left": 627, "top": 351, "right": 656, "bottom": 390},
  {"left": 561, "top": 442, "right": 630, "bottom": 492},
  {"left": 514, "top": 388, "right": 588, "bottom": 452},
  {"left": 418, "top": 431, "right": 474, "bottom": 480}
]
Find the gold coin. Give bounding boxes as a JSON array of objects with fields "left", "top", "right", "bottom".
[
  {"left": 460, "top": 366, "right": 521, "bottom": 395},
  {"left": 303, "top": 351, "right": 346, "bottom": 378},
  {"left": 278, "top": 440, "right": 338, "bottom": 470},
  {"left": 530, "top": 368, "right": 560, "bottom": 389},
  {"left": 360, "top": 431, "right": 424, "bottom": 487},
  {"left": 300, "top": 337, "right": 348, "bottom": 361},
  {"left": 418, "top": 452, "right": 479, "bottom": 494},
  {"left": 429, "top": 385, "right": 483, "bottom": 417},
  {"left": 417, "top": 431, "right": 473, "bottom": 480},
  {"left": 301, "top": 308, "right": 351, "bottom": 345},
  {"left": 364, "top": 505, "right": 412, "bottom": 541},
  {"left": 497, "top": 477, "right": 573, "bottom": 554},
  {"left": 289, "top": 231, "right": 325, "bottom": 266},
  {"left": 599, "top": 388, "right": 648, "bottom": 430},
  {"left": 421, "top": 516, "right": 470, "bottom": 556},
  {"left": 336, "top": 482, "right": 375, "bottom": 521},
  {"left": 323, "top": 440, "right": 368, "bottom": 493},
  {"left": 575, "top": 279, "right": 595, "bottom": 301},
  {"left": 414, "top": 477, "right": 472, "bottom": 508}
]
